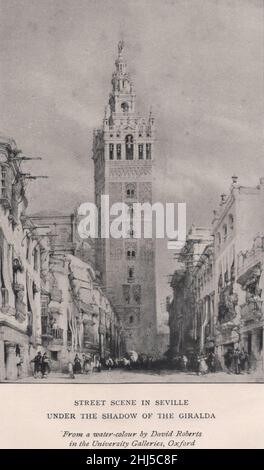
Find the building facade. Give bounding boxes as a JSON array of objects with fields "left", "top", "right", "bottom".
[
  {"left": 0, "top": 153, "right": 124, "bottom": 383},
  {"left": 167, "top": 226, "right": 213, "bottom": 357},
  {"left": 0, "top": 137, "right": 42, "bottom": 380},
  {"left": 93, "top": 42, "right": 157, "bottom": 355},
  {"left": 213, "top": 177, "right": 264, "bottom": 367},
  {"left": 30, "top": 214, "right": 123, "bottom": 372},
  {"left": 168, "top": 177, "right": 264, "bottom": 373},
  {"left": 237, "top": 234, "right": 264, "bottom": 372}
]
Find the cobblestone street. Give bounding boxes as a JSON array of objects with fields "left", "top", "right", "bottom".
[{"left": 13, "top": 368, "right": 264, "bottom": 383}]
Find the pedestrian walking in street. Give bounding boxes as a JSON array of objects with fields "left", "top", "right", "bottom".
[
  {"left": 31, "top": 351, "right": 42, "bottom": 378},
  {"left": 233, "top": 348, "right": 241, "bottom": 375},
  {"left": 181, "top": 354, "right": 188, "bottom": 371},
  {"left": 68, "top": 361, "right": 75, "bottom": 379},
  {"left": 106, "top": 356, "right": 114, "bottom": 371},
  {"left": 73, "top": 354, "right": 82, "bottom": 374},
  {"left": 224, "top": 349, "right": 233, "bottom": 373},
  {"left": 244, "top": 350, "right": 250, "bottom": 373},
  {"left": 93, "top": 355, "right": 101, "bottom": 372},
  {"left": 82, "top": 354, "right": 86, "bottom": 373},
  {"left": 83, "top": 355, "right": 92, "bottom": 374},
  {"left": 239, "top": 348, "right": 251, "bottom": 373},
  {"left": 16, "top": 354, "right": 23, "bottom": 378},
  {"left": 239, "top": 348, "right": 246, "bottom": 373},
  {"left": 192, "top": 353, "right": 200, "bottom": 374},
  {"left": 41, "top": 352, "right": 50, "bottom": 378},
  {"left": 207, "top": 351, "right": 216, "bottom": 373},
  {"left": 197, "top": 354, "right": 208, "bottom": 375},
  {"left": 123, "top": 357, "right": 131, "bottom": 369}
]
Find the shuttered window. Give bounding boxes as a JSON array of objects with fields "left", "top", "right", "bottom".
[{"left": 0, "top": 164, "right": 13, "bottom": 206}]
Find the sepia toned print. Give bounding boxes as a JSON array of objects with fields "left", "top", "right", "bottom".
[{"left": 0, "top": 0, "right": 263, "bottom": 384}]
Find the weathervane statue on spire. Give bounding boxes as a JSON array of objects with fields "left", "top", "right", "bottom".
[{"left": 118, "top": 39, "right": 124, "bottom": 55}]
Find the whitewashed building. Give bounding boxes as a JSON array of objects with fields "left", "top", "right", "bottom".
[{"left": 0, "top": 136, "right": 43, "bottom": 380}]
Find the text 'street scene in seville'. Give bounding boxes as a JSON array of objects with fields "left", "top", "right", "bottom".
[{"left": 0, "top": 1, "right": 263, "bottom": 383}]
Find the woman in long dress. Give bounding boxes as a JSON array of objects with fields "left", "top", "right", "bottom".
[
  {"left": 198, "top": 355, "right": 208, "bottom": 375},
  {"left": 83, "top": 356, "right": 92, "bottom": 374},
  {"left": 41, "top": 353, "right": 50, "bottom": 378},
  {"left": 68, "top": 361, "right": 75, "bottom": 379},
  {"left": 73, "top": 354, "right": 82, "bottom": 374}
]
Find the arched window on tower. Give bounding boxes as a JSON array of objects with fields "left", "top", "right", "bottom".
[
  {"left": 125, "top": 135, "right": 134, "bottom": 160},
  {"left": 146, "top": 143, "right": 151, "bottom": 160},
  {"left": 128, "top": 267, "right": 134, "bottom": 281},
  {"left": 138, "top": 144, "right": 144, "bottom": 159},
  {"left": 116, "top": 144, "right": 121, "bottom": 160},
  {"left": 127, "top": 249, "right": 136, "bottom": 259},
  {"left": 121, "top": 102, "right": 129, "bottom": 113},
  {"left": 109, "top": 144, "right": 114, "bottom": 160},
  {"left": 126, "top": 183, "right": 136, "bottom": 199}
]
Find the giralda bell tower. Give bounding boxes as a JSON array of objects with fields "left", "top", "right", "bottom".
[{"left": 93, "top": 41, "right": 157, "bottom": 355}]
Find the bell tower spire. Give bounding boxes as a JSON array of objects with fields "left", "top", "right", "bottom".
[
  {"left": 109, "top": 41, "right": 136, "bottom": 115},
  {"left": 93, "top": 43, "right": 157, "bottom": 355}
]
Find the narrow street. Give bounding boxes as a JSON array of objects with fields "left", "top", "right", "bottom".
[{"left": 13, "top": 368, "right": 264, "bottom": 383}]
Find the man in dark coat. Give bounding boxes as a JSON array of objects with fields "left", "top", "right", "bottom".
[
  {"left": 31, "top": 351, "right": 42, "bottom": 378},
  {"left": 73, "top": 354, "right": 82, "bottom": 374},
  {"left": 233, "top": 348, "right": 241, "bottom": 374},
  {"left": 41, "top": 352, "right": 50, "bottom": 378}
]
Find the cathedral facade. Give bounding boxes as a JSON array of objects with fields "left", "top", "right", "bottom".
[{"left": 93, "top": 42, "right": 157, "bottom": 355}]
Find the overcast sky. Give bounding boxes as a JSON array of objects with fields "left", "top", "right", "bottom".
[{"left": 0, "top": 0, "right": 263, "bottom": 327}]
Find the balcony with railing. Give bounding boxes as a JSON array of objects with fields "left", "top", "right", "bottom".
[
  {"left": 240, "top": 300, "right": 263, "bottom": 323},
  {"left": 41, "top": 316, "right": 52, "bottom": 339},
  {"left": 237, "top": 235, "right": 264, "bottom": 278},
  {"left": 67, "top": 329, "right": 72, "bottom": 345},
  {"left": 1, "top": 287, "right": 9, "bottom": 309},
  {"left": 15, "top": 299, "right": 27, "bottom": 323},
  {"left": 0, "top": 164, "right": 12, "bottom": 210},
  {"left": 41, "top": 316, "right": 63, "bottom": 344},
  {"left": 51, "top": 327, "right": 64, "bottom": 345},
  {"left": 49, "top": 287, "right": 63, "bottom": 303}
]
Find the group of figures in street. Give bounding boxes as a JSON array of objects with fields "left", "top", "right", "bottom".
[
  {"left": 170, "top": 349, "right": 251, "bottom": 376},
  {"left": 224, "top": 348, "right": 250, "bottom": 375},
  {"left": 68, "top": 353, "right": 102, "bottom": 378},
  {"left": 31, "top": 352, "right": 51, "bottom": 379},
  {"left": 67, "top": 352, "right": 139, "bottom": 378}
]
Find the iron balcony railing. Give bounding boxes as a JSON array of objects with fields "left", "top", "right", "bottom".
[
  {"left": 41, "top": 317, "right": 63, "bottom": 342},
  {"left": 240, "top": 300, "right": 263, "bottom": 322}
]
